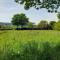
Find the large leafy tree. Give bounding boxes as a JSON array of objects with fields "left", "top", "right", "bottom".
[
  {"left": 49, "top": 21, "right": 56, "bottom": 30},
  {"left": 57, "top": 13, "right": 60, "bottom": 20},
  {"left": 27, "top": 22, "right": 34, "bottom": 28},
  {"left": 15, "top": 0, "right": 60, "bottom": 12},
  {"left": 37, "top": 20, "right": 49, "bottom": 29},
  {"left": 54, "top": 13, "right": 60, "bottom": 30},
  {"left": 11, "top": 13, "right": 29, "bottom": 28},
  {"left": 54, "top": 21, "right": 60, "bottom": 30}
]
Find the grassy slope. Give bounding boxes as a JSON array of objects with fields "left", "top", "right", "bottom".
[{"left": 0, "top": 30, "right": 60, "bottom": 52}]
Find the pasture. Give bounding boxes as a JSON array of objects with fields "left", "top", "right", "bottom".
[{"left": 0, "top": 30, "right": 60, "bottom": 60}]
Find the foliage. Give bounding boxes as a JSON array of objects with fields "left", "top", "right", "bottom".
[
  {"left": 11, "top": 13, "right": 29, "bottom": 28},
  {"left": 27, "top": 22, "right": 34, "bottom": 28},
  {"left": 37, "top": 20, "right": 49, "bottom": 29},
  {"left": 57, "top": 13, "right": 60, "bottom": 20},
  {"left": 15, "top": 0, "right": 60, "bottom": 12},
  {"left": 54, "top": 21, "right": 60, "bottom": 30},
  {"left": 49, "top": 21, "right": 56, "bottom": 30},
  {"left": 0, "top": 30, "right": 60, "bottom": 60}
]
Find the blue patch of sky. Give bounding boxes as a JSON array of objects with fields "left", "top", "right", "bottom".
[{"left": 0, "top": 0, "right": 59, "bottom": 24}]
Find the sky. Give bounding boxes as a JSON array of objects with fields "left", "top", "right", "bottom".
[{"left": 0, "top": 0, "right": 59, "bottom": 24}]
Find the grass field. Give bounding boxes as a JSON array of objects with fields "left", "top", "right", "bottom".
[
  {"left": 0, "top": 30, "right": 60, "bottom": 60},
  {"left": 0, "top": 30, "right": 60, "bottom": 45}
]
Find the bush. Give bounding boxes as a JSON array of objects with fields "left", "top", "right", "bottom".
[
  {"left": 54, "top": 22, "right": 60, "bottom": 30},
  {"left": 49, "top": 21, "right": 56, "bottom": 30}
]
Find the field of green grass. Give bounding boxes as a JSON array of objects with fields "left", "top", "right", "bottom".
[
  {"left": 0, "top": 30, "right": 60, "bottom": 51},
  {"left": 0, "top": 30, "right": 60, "bottom": 60},
  {"left": 0, "top": 30, "right": 60, "bottom": 44}
]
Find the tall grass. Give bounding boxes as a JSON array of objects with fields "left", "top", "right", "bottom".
[
  {"left": 0, "top": 30, "right": 60, "bottom": 60},
  {"left": 0, "top": 40, "right": 60, "bottom": 60}
]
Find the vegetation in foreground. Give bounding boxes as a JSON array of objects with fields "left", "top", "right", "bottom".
[{"left": 0, "top": 30, "right": 60, "bottom": 60}]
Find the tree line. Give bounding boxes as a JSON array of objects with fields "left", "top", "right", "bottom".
[
  {"left": 0, "top": 13, "right": 60, "bottom": 30},
  {"left": 11, "top": 13, "right": 60, "bottom": 30}
]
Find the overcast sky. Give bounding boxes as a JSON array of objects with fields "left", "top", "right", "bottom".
[{"left": 0, "top": 0, "right": 59, "bottom": 24}]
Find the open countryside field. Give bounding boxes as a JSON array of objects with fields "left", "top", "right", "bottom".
[
  {"left": 0, "top": 30, "right": 60, "bottom": 46},
  {"left": 0, "top": 30, "right": 60, "bottom": 60}
]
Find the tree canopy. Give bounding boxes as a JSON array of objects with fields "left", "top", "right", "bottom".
[
  {"left": 57, "top": 13, "right": 60, "bottom": 20},
  {"left": 11, "top": 13, "right": 29, "bottom": 28},
  {"left": 49, "top": 21, "right": 56, "bottom": 30},
  {"left": 54, "top": 21, "right": 60, "bottom": 30},
  {"left": 37, "top": 20, "right": 49, "bottom": 29},
  {"left": 27, "top": 22, "right": 34, "bottom": 28},
  {"left": 15, "top": 0, "right": 60, "bottom": 12}
]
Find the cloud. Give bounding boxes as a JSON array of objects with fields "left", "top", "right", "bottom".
[{"left": 0, "top": 0, "right": 58, "bottom": 24}]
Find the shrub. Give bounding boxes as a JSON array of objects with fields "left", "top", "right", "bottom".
[{"left": 54, "top": 22, "right": 60, "bottom": 30}]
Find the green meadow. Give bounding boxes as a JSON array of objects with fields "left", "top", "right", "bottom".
[
  {"left": 0, "top": 30, "right": 60, "bottom": 60},
  {"left": 0, "top": 30, "right": 60, "bottom": 45}
]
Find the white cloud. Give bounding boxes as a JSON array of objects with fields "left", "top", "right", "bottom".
[{"left": 0, "top": 0, "right": 58, "bottom": 24}]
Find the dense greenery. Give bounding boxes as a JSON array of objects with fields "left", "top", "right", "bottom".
[
  {"left": 11, "top": 13, "right": 29, "bottom": 28},
  {"left": 0, "top": 13, "right": 60, "bottom": 30},
  {"left": 0, "top": 0, "right": 60, "bottom": 60},
  {"left": 57, "top": 13, "right": 60, "bottom": 20},
  {"left": 54, "top": 13, "right": 60, "bottom": 30},
  {"left": 37, "top": 20, "right": 49, "bottom": 29},
  {"left": 54, "top": 21, "right": 60, "bottom": 30},
  {"left": 49, "top": 21, "right": 56, "bottom": 30},
  {"left": 0, "top": 20, "right": 60, "bottom": 30},
  {"left": 11, "top": 13, "right": 60, "bottom": 30},
  {"left": 0, "top": 30, "right": 60, "bottom": 60},
  {"left": 15, "top": 0, "right": 60, "bottom": 12},
  {"left": 27, "top": 22, "right": 34, "bottom": 28}
]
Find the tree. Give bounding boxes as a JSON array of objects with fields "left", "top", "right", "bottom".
[
  {"left": 15, "top": 0, "right": 60, "bottom": 12},
  {"left": 27, "top": 22, "right": 34, "bottom": 28},
  {"left": 57, "top": 13, "right": 60, "bottom": 20},
  {"left": 53, "top": 13, "right": 60, "bottom": 30},
  {"left": 37, "top": 20, "right": 49, "bottom": 29},
  {"left": 49, "top": 21, "right": 56, "bottom": 30},
  {"left": 54, "top": 21, "right": 60, "bottom": 30},
  {"left": 11, "top": 13, "right": 29, "bottom": 28}
]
